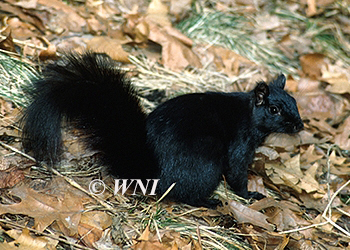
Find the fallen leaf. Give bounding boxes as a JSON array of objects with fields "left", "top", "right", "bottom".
[
  {"left": 299, "top": 189, "right": 342, "bottom": 212},
  {"left": 227, "top": 200, "right": 275, "bottom": 231},
  {"left": 264, "top": 133, "right": 303, "bottom": 149},
  {"left": 300, "top": 144, "right": 324, "bottom": 164},
  {"left": 299, "top": 53, "right": 327, "bottom": 79},
  {"left": 0, "top": 2, "right": 45, "bottom": 33},
  {"left": 37, "top": 0, "right": 86, "bottom": 33},
  {"left": 0, "top": 168, "right": 25, "bottom": 188},
  {"left": 324, "top": 71, "right": 350, "bottom": 94},
  {"left": 0, "top": 182, "right": 84, "bottom": 233},
  {"left": 256, "top": 146, "right": 280, "bottom": 160},
  {"left": 5, "top": 228, "right": 58, "bottom": 249},
  {"left": 146, "top": 0, "right": 171, "bottom": 27},
  {"left": 334, "top": 116, "right": 350, "bottom": 150},
  {"left": 138, "top": 226, "right": 151, "bottom": 241},
  {"left": 147, "top": 21, "right": 202, "bottom": 71},
  {"left": 0, "top": 32, "right": 17, "bottom": 54},
  {"left": 170, "top": 0, "right": 192, "bottom": 21},
  {"left": 39, "top": 44, "right": 57, "bottom": 61},
  {"left": 248, "top": 175, "right": 268, "bottom": 196},
  {"left": 306, "top": 0, "right": 317, "bottom": 16},
  {"left": 87, "top": 36, "right": 131, "bottom": 63},
  {"left": 209, "top": 45, "right": 255, "bottom": 77},
  {"left": 266, "top": 155, "right": 325, "bottom": 195}
]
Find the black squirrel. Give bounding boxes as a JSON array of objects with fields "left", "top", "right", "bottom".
[{"left": 21, "top": 52, "right": 304, "bottom": 208}]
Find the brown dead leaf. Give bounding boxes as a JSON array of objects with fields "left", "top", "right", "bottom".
[
  {"left": 170, "top": 0, "right": 192, "bottom": 21},
  {"left": 241, "top": 225, "right": 303, "bottom": 249},
  {"left": 249, "top": 198, "right": 310, "bottom": 232},
  {"left": 299, "top": 162, "right": 323, "bottom": 195},
  {"left": 123, "top": 13, "right": 149, "bottom": 44},
  {"left": 0, "top": 168, "right": 25, "bottom": 188},
  {"left": 302, "top": 0, "right": 336, "bottom": 16},
  {"left": 11, "top": 0, "right": 37, "bottom": 8},
  {"left": 297, "top": 77, "right": 321, "bottom": 92},
  {"left": 248, "top": 175, "right": 268, "bottom": 196},
  {"left": 256, "top": 146, "right": 280, "bottom": 160},
  {"left": 132, "top": 227, "right": 197, "bottom": 249},
  {"left": 123, "top": 11, "right": 199, "bottom": 71},
  {"left": 138, "top": 225, "right": 151, "bottom": 241},
  {"left": 295, "top": 85, "right": 349, "bottom": 124},
  {"left": 161, "top": 231, "right": 197, "bottom": 249},
  {"left": 330, "top": 163, "right": 350, "bottom": 176},
  {"left": 312, "top": 212, "right": 343, "bottom": 233},
  {"left": 147, "top": 21, "right": 202, "bottom": 71},
  {"left": 87, "top": 36, "right": 131, "bottom": 63},
  {"left": 5, "top": 228, "right": 58, "bottom": 249},
  {"left": 0, "top": 1, "right": 45, "bottom": 33},
  {"left": 163, "top": 26, "right": 193, "bottom": 47},
  {"left": 249, "top": 198, "right": 301, "bottom": 212},
  {"left": 334, "top": 115, "right": 350, "bottom": 150},
  {"left": 134, "top": 20, "right": 151, "bottom": 44},
  {"left": 39, "top": 44, "right": 57, "bottom": 61},
  {"left": 300, "top": 189, "right": 342, "bottom": 212},
  {"left": 323, "top": 67, "right": 350, "bottom": 94},
  {"left": 0, "top": 32, "right": 17, "bottom": 54},
  {"left": 266, "top": 209, "right": 299, "bottom": 232},
  {"left": 146, "top": 0, "right": 171, "bottom": 27},
  {"left": 5, "top": 17, "right": 38, "bottom": 40},
  {"left": 0, "top": 182, "right": 83, "bottom": 233},
  {"left": 208, "top": 45, "right": 255, "bottom": 77},
  {"left": 227, "top": 200, "right": 275, "bottom": 231},
  {"left": 298, "top": 130, "right": 329, "bottom": 145},
  {"left": 300, "top": 144, "right": 324, "bottom": 164},
  {"left": 306, "top": 0, "right": 317, "bottom": 16},
  {"left": 86, "top": 16, "right": 106, "bottom": 35},
  {"left": 309, "top": 118, "right": 337, "bottom": 136},
  {"left": 328, "top": 151, "right": 350, "bottom": 175},
  {"left": 80, "top": 211, "right": 112, "bottom": 231},
  {"left": 131, "top": 241, "right": 165, "bottom": 249},
  {"left": 329, "top": 150, "right": 347, "bottom": 166},
  {"left": 264, "top": 133, "right": 303, "bottom": 150},
  {"left": 190, "top": 208, "right": 222, "bottom": 219},
  {"left": 78, "top": 223, "right": 103, "bottom": 248},
  {"left": 37, "top": 0, "right": 86, "bottom": 33},
  {"left": 299, "top": 53, "right": 327, "bottom": 79},
  {"left": 265, "top": 155, "right": 325, "bottom": 195}
]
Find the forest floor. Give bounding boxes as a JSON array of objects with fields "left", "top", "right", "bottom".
[{"left": 0, "top": 0, "right": 349, "bottom": 249}]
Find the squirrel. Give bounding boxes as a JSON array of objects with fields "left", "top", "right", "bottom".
[{"left": 21, "top": 52, "right": 304, "bottom": 208}]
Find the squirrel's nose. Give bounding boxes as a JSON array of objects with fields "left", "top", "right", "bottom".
[{"left": 293, "top": 121, "right": 304, "bottom": 132}]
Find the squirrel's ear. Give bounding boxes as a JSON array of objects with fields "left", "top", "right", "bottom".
[
  {"left": 271, "top": 74, "right": 286, "bottom": 89},
  {"left": 254, "top": 82, "right": 269, "bottom": 106}
]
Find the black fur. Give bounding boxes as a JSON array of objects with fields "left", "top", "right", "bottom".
[{"left": 21, "top": 52, "right": 304, "bottom": 208}]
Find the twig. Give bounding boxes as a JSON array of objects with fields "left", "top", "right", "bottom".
[
  {"left": 0, "top": 35, "right": 47, "bottom": 51},
  {"left": 0, "top": 141, "right": 36, "bottom": 161}
]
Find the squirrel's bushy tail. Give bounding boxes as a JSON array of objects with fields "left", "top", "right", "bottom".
[{"left": 22, "top": 52, "right": 157, "bottom": 179}]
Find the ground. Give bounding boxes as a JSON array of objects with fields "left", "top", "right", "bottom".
[{"left": 0, "top": 0, "right": 349, "bottom": 249}]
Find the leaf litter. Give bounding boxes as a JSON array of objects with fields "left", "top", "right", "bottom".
[{"left": 0, "top": 0, "right": 349, "bottom": 249}]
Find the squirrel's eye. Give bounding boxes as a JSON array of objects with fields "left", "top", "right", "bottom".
[{"left": 269, "top": 105, "right": 280, "bottom": 115}]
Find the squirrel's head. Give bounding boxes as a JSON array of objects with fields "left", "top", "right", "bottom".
[{"left": 252, "top": 74, "right": 304, "bottom": 134}]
